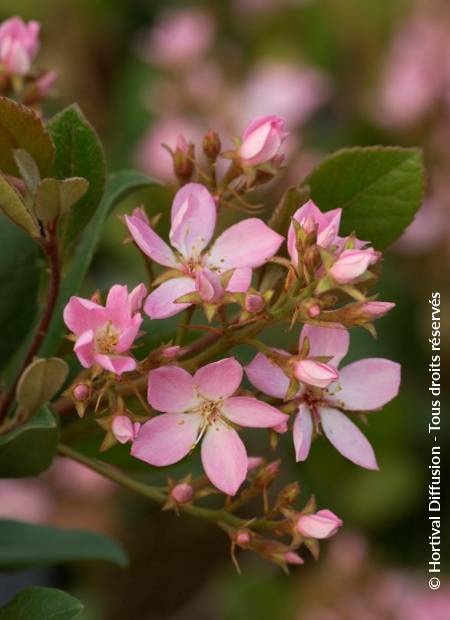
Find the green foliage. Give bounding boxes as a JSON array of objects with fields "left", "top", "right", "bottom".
[
  {"left": 39, "top": 170, "right": 159, "bottom": 357},
  {"left": 303, "top": 146, "right": 425, "bottom": 249},
  {"left": 16, "top": 357, "right": 69, "bottom": 415},
  {"left": 0, "top": 407, "right": 58, "bottom": 478},
  {"left": 0, "top": 97, "right": 55, "bottom": 177},
  {"left": 0, "top": 587, "right": 83, "bottom": 620},
  {"left": 34, "top": 177, "right": 89, "bottom": 222},
  {"left": 47, "top": 104, "right": 106, "bottom": 247},
  {"left": 0, "top": 215, "right": 40, "bottom": 370},
  {"left": 0, "top": 519, "right": 128, "bottom": 570},
  {"left": 0, "top": 175, "right": 39, "bottom": 238}
]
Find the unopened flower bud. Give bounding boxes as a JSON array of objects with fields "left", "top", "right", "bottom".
[
  {"left": 244, "top": 292, "right": 264, "bottom": 313},
  {"left": 161, "top": 345, "right": 181, "bottom": 359},
  {"left": 273, "top": 421, "right": 288, "bottom": 434},
  {"left": 173, "top": 134, "right": 194, "bottom": 181},
  {"left": 203, "top": 129, "right": 221, "bottom": 161},
  {"left": 308, "top": 303, "right": 321, "bottom": 318},
  {"left": 329, "top": 249, "right": 379, "bottom": 284},
  {"left": 247, "top": 456, "right": 264, "bottom": 471},
  {"left": 239, "top": 115, "right": 288, "bottom": 167},
  {"left": 283, "top": 550, "right": 304, "bottom": 565},
  {"left": 0, "top": 17, "right": 40, "bottom": 76},
  {"left": 170, "top": 482, "right": 193, "bottom": 504},
  {"left": 112, "top": 415, "right": 141, "bottom": 445},
  {"left": 255, "top": 459, "right": 281, "bottom": 487},
  {"left": 358, "top": 301, "right": 395, "bottom": 319},
  {"left": 234, "top": 529, "right": 252, "bottom": 547},
  {"left": 296, "top": 509, "right": 342, "bottom": 539},
  {"left": 72, "top": 383, "right": 90, "bottom": 402},
  {"left": 294, "top": 359, "right": 338, "bottom": 389}
]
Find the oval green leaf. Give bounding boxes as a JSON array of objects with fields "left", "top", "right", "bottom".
[
  {"left": 16, "top": 357, "right": 69, "bottom": 414},
  {"left": 0, "top": 519, "right": 128, "bottom": 570},
  {"left": 0, "top": 587, "right": 83, "bottom": 620},
  {"left": 0, "top": 175, "right": 39, "bottom": 237}
]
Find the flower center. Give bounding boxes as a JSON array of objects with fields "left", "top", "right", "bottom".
[{"left": 95, "top": 322, "right": 119, "bottom": 354}]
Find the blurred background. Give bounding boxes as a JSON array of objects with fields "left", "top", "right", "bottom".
[{"left": 0, "top": 0, "right": 449, "bottom": 618}]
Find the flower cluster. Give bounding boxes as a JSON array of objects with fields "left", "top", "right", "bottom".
[{"left": 63, "top": 115, "right": 400, "bottom": 570}]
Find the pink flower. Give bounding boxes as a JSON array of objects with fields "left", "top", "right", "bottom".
[
  {"left": 329, "top": 249, "right": 380, "bottom": 284},
  {"left": 0, "top": 17, "right": 40, "bottom": 76},
  {"left": 112, "top": 415, "right": 141, "bottom": 444},
  {"left": 63, "top": 284, "right": 146, "bottom": 375},
  {"left": 144, "top": 8, "right": 214, "bottom": 68},
  {"left": 246, "top": 324, "right": 401, "bottom": 469},
  {"left": 131, "top": 358, "right": 288, "bottom": 495},
  {"left": 125, "top": 183, "right": 283, "bottom": 319},
  {"left": 296, "top": 509, "right": 343, "bottom": 539},
  {"left": 239, "top": 115, "right": 288, "bottom": 167},
  {"left": 170, "top": 482, "right": 193, "bottom": 504}
]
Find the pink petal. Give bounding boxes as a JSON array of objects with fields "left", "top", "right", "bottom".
[
  {"left": 201, "top": 422, "right": 247, "bottom": 495},
  {"left": 116, "top": 316, "right": 142, "bottom": 353},
  {"left": 93, "top": 354, "right": 136, "bottom": 375},
  {"left": 330, "top": 358, "right": 401, "bottom": 411},
  {"left": 144, "top": 277, "right": 196, "bottom": 319},
  {"left": 299, "top": 324, "right": 349, "bottom": 367},
  {"left": 194, "top": 358, "right": 243, "bottom": 400},
  {"left": 112, "top": 415, "right": 137, "bottom": 444},
  {"left": 245, "top": 352, "right": 289, "bottom": 399},
  {"left": 222, "top": 396, "right": 288, "bottom": 428},
  {"left": 195, "top": 268, "right": 224, "bottom": 302},
  {"left": 226, "top": 267, "right": 252, "bottom": 293},
  {"left": 125, "top": 213, "right": 177, "bottom": 268},
  {"left": 131, "top": 413, "right": 201, "bottom": 466},
  {"left": 170, "top": 183, "right": 216, "bottom": 259},
  {"left": 294, "top": 359, "right": 338, "bottom": 389},
  {"left": 74, "top": 330, "right": 95, "bottom": 367},
  {"left": 147, "top": 365, "right": 197, "bottom": 413},
  {"left": 207, "top": 219, "right": 283, "bottom": 269},
  {"left": 63, "top": 297, "right": 106, "bottom": 335},
  {"left": 129, "top": 283, "right": 147, "bottom": 312},
  {"left": 320, "top": 406, "right": 379, "bottom": 470},
  {"left": 293, "top": 404, "right": 313, "bottom": 461},
  {"left": 106, "top": 285, "right": 131, "bottom": 328}
]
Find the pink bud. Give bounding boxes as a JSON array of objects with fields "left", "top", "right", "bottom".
[
  {"left": 283, "top": 550, "right": 304, "bottom": 565},
  {"left": 294, "top": 359, "right": 338, "bottom": 389},
  {"left": 170, "top": 482, "right": 193, "bottom": 504},
  {"left": 244, "top": 292, "right": 264, "bottom": 313},
  {"left": 330, "top": 249, "right": 379, "bottom": 284},
  {"left": 239, "top": 115, "right": 288, "bottom": 167},
  {"left": 307, "top": 303, "right": 321, "bottom": 318},
  {"left": 0, "top": 17, "right": 40, "bottom": 76},
  {"left": 112, "top": 415, "right": 140, "bottom": 444},
  {"left": 131, "top": 206, "right": 150, "bottom": 225},
  {"left": 235, "top": 530, "right": 252, "bottom": 547},
  {"left": 296, "top": 509, "right": 343, "bottom": 539},
  {"left": 175, "top": 133, "right": 189, "bottom": 154},
  {"left": 35, "top": 69, "right": 57, "bottom": 97},
  {"left": 359, "top": 301, "right": 395, "bottom": 319},
  {"left": 247, "top": 456, "right": 264, "bottom": 471},
  {"left": 273, "top": 421, "right": 288, "bottom": 434},
  {"left": 161, "top": 345, "right": 182, "bottom": 359},
  {"left": 72, "top": 383, "right": 90, "bottom": 402},
  {"left": 196, "top": 268, "right": 224, "bottom": 303}
]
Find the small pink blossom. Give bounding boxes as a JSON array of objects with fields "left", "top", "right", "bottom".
[
  {"left": 112, "top": 415, "right": 141, "bottom": 444},
  {"left": 131, "top": 358, "right": 288, "bottom": 495},
  {"left": 296, "top": 509, "right": 343, "bottom": 539},
  {"left": 125, "top": 183, "right": 283, "bottom": 319},
  {"left": 244, "top": 292, "right": 264, "bottom": 313},
  {"left": 246, "top": 324, "right": 401, "bottom": 469},
  {"left": 239, "top": 115, "right": 288, "bottom": 167},
  {"left": 0, "top": 17, "right": 40, "bottom": 76},
  {"left": 329, "top": 249, "right": 380, "bottom": 284},
  {"left": 357, "top": 301, "right": 395, "bottom": 320},
  {"left": 64, "top": 284, "right": 146, "bottom": 375},
  {"left": 170, "top": 482, "right": 193, "bottom": 504},
  {"left": 283, "top": 550, "right": 304, "bottom": 565}
]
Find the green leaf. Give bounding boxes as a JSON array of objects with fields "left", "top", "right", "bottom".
[
  {"left": 47, "top": 104, "right": 106, "bottom": 247},
  {"left": 39, "top": 170, "right": 159, "bottom": 357},
  {"left": 35, "top": 177, "right": 89, "bottom": 222},
  {"left": 16, "top": 357, "right": 69, "bottom": 414},
  {"left": 0, "top": 175, "right": 39, "bottom": 237},
  {"left": 0, "top": 97, "right": 54, "bottom": 177},
  {"left": 0, "top": 406, "right": 58, "bottom": 478},
  {"left": 302, "top": 146, "right": 425, "bottom": 249},
  {"left": 0, "top": 215, "right": 40, "bottom": 369},
  {"left": 0, "top": 587, "right": 83, "bottom": 620},
  {"left": 0, "top": 519, "right": 128, "bottom": 570}
]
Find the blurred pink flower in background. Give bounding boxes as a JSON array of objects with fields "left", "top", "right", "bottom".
[
  {"left": 375, "top": 14, "right": 449, "bottom": 128},
  {"left": 235, "top": 62, "right": 330, "bottom": 128},
  {"left": 141, "top": 8, "right": 214, "bottom": 68},
  {"left": 395, "top": 199, "right": 446, "bottom": 255},
  {"left": 0, "top": 479, "right": 52, "bottom": 523}
]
